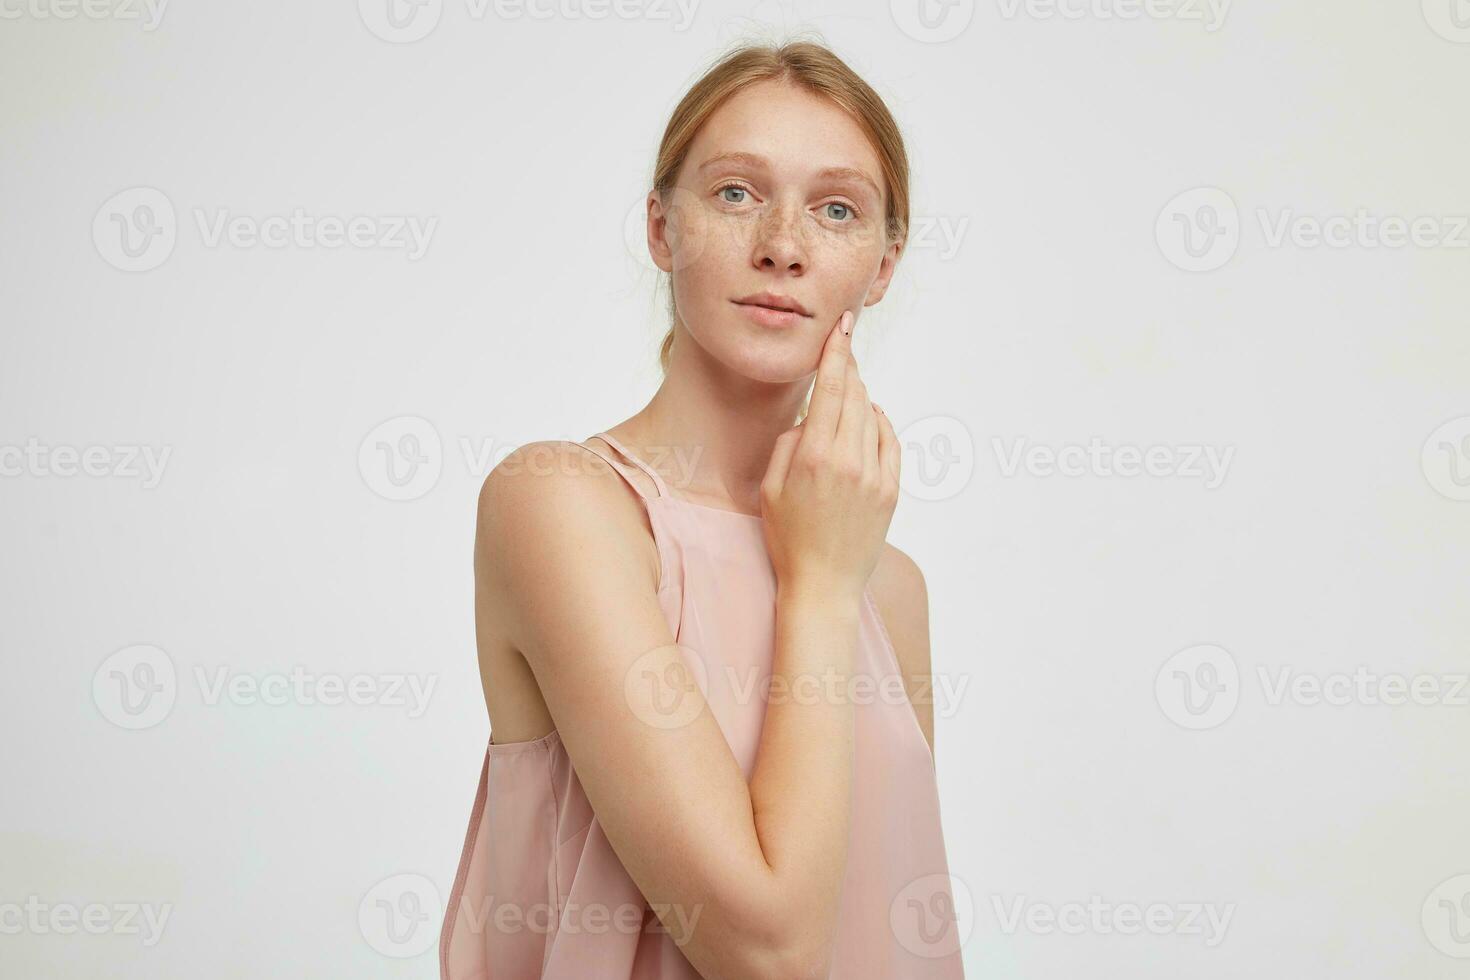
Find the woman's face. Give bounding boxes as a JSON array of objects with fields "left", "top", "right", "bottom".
[{"left": 648, "top": 79, "right": 903, "bottom": 384}]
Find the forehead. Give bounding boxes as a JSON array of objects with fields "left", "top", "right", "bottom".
[{"left": 681, "top": 79, "right": 885, "bottom": 200}]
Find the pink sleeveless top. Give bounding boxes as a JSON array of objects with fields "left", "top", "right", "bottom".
[{"left": 440, "top": 431, "right": 966, "bottom": 979}]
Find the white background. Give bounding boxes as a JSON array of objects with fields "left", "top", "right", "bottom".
[{"left": 2, "top": 0, "right": 1468, "bottom": 976}]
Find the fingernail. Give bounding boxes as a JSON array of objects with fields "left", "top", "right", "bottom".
[
  {"left": 842, "top": 311, "right": 852, "bottom": 336},
  {"left": 872, "top": 401, "right": 884, "bottom": 414}
]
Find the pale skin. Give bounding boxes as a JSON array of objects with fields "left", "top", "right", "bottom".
[{"left": 473, "top": 79, "right": 935, "bottom": 978}]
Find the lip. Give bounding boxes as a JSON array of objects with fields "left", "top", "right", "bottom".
[
  {"left": 732, "top": 292, "right": 813, "bottom": 318},
  {"left": 733, "top": 300, "right": 804, "bottom": 328}
]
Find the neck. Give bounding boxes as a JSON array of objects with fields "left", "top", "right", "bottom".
[{"left": 609, "top": 323, "right": 810, "bottom": 514}]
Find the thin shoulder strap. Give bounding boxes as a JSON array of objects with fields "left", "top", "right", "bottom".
[
  {"left": 584, "top": 431, "right": 671, "bottom": 499},
  {"left": 563, "top": 439, "right": 653, "bottom": 502}
]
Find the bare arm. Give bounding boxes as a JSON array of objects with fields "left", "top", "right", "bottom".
[{"left": 480, "top": 444, "right": 860, "bottom": 979}]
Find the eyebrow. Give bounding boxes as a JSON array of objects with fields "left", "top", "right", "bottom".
[{"left": 696, "top": 150, "right": 882, "bottom": 203}]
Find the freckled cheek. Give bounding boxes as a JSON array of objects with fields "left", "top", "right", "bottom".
[
  {"left": 817, "top": 243, "right": 879, "bottom": 298},
  {"left": 667, "top": 207, "right": 744, "bottom": 267}
]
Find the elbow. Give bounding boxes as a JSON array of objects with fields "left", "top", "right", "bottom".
[
  {"left": 732, "top": 939, "right": 832, "bottom": 980},
  {"left": 730, "top": 915, "right": 835, "bottom": 980},
  {"left": 686, "top": 870, "right": 838, "bottom": 979}
]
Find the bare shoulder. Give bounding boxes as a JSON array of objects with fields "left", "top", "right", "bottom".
[
  {"left": 866, "top": 541, "right": 934, "bottom": 753},
  {"left": 474, "top": 439, "right": 661, "bottom": 642},
  {"left": 477, "top": 439, "right": 651, "bottom": 535}
]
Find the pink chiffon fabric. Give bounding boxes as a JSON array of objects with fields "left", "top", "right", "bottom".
[{"left": 440, "top": 431, "right": 966, "bottom": 979}]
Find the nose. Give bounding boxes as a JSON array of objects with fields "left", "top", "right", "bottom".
[{"left": 751, "top": 199, "right": 806, "bottom": 275}]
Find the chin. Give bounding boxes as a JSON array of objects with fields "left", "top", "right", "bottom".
[{"left": 715, "top": 343, "right": 821, "bottom": 384}]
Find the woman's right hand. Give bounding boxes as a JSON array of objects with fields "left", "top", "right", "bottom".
[{"left": 760, "top": 309, "right": 901, "bottom": 602}]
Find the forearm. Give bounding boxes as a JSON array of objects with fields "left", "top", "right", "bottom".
[{"left": 746, "top": 582, "right": 862, "bottom": 969}]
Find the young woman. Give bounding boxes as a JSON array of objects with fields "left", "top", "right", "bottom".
[{"left": 441, "top": 40, "right": 965, "bottom": 979}]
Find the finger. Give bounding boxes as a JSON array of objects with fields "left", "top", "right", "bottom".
[
  {"left": 862, "top": 402, "right": 880, "bottom": 486},
  {"left": 874, "top": 407, "right": 900, "bottom": 497},
  {"left": 801, "top": 310, "right": 852, "bottom": 447},
  {"left": 760, "top": 426, "right": 803, "bottom": 504},
  {"left": 834, "top": 353, "right": 870, "bottom": 464}
]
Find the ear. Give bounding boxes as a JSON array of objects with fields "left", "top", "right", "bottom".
[
  {"left": 863, "top": 238, "right": 904, "bottom": 307},
  {"left": 647, "top": 191, "right": 675, "bottom": 274}
]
